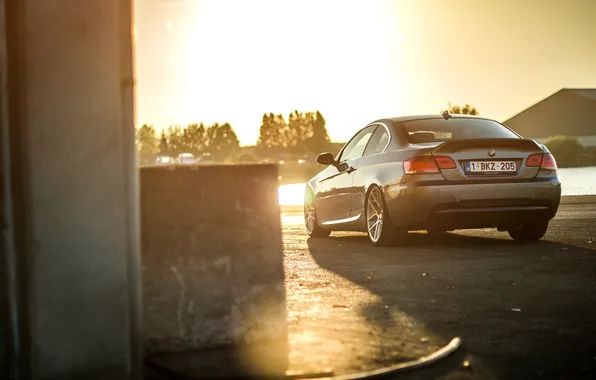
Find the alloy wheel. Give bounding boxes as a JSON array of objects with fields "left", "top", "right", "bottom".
[
  {"left": 366, "top": 187, "right": 384, "bottom": 243},
  {"left": 304, "top": 203, "right": 316, "bottom": 235},
  {"left": 303, "top": 188, "right": 331, "bottom": 238}
]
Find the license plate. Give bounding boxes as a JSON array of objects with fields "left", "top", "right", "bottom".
[{"left": 465, "top": 161, "right": 516, "bottom": 173}]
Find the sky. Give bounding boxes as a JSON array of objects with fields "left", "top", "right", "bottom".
[{"left": 133, "top": 0, "right": 596, "bottom": 145}]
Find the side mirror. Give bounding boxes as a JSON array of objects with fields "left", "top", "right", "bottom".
[{"left": 316, "top": 152, "right": 336, "bottom": 166}]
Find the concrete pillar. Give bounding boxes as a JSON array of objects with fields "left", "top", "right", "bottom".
[
  {"left": 141, "top": 164, "right": 288, "bottom": 378},
  {"left": 0, "top": 0, "right": 141, "bottom": 379}
]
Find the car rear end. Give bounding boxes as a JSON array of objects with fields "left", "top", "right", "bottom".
[{"left": 388, "top": 116, "right": 561, "bottom": 233}]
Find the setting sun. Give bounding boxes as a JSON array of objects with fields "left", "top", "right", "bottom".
[
  {"left": 134, "top": 0, "right": 411, "bottom": 144},
  {"left": 134, "top": 0, "right": 596, "bottom": 146}
]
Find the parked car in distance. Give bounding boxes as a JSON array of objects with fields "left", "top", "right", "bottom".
[
  {"left": 196, "top": 153, "right": 215, "bottom": 164},
  {"left": 177, "top": 153, "right": 196, "bottom": 164},
  {"left": 304, "top": 112, "right": 562, "bottom": 246},
  {"left": 155, "top": 155, "right": 174, "bottom": 164}
]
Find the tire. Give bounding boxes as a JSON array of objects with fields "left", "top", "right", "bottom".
[
  {"left": 508, "top": 220, "right": 549, "bottom": 241},
  {"left": 365, "top": 185, "right": 407, "bottom": 246},
  {"left": 304, "top": 188, "right": 331, "bottom": 238}
]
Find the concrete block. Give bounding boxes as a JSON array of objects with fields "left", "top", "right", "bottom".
[{"left": 140, "top": 164, "right": 288, "bottom": 376}]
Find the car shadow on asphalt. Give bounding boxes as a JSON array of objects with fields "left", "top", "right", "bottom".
[
  {"left": 326, "top": 231, "right": 515, "bottom": 247},
  {"left": 306, "top": 232, "right": 596, "bottom": 380},
  {"left": 308, "top": 231, "right": 578, "bottom": 264}
]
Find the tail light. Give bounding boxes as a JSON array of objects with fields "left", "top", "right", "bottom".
[
  {"left": 540, "top": 153, "right": 557, "bottom": 170},
  {"left": 526, "top": 153, "right": 557, "bottom": 170},
  {"left": 404, "top": 157, "right": 438, "bottom": 174},
  {"left": 526, "top": 153, "right": 542, "bottom": 167},
  {"left": 404, "top": 156, "right": 456, "bottom": 174},
  {"left": 434, "top": 156, "right": 457, "bottom": 169}
]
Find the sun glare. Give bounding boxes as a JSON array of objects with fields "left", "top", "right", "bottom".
[
  {"left": 180, "top": 0, "right": 406, "bottom": 145},
  {"left": 278, "top": 183, "right": 306, "bottom": 206}
]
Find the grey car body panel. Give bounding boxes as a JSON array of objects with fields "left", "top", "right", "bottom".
[
  {"left": 306, "top": 115, "right": 562, "bottom": 232},
  {"left": 317, "top": 156, "right": 360, "bottom": 222}
]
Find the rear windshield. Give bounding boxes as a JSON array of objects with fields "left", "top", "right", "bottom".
[{"left": 402, "top": 118, "right": 520, "bottom": 143}]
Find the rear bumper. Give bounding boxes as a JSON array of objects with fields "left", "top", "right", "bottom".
[{"left": 384, "top": 177, "right": 562, "bottom": 230}]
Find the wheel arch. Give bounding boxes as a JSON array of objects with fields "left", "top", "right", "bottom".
[
  {"left": 363, "top": 181, "right": 399, "bottom": 228},
  {"left": 363, "top": 179, "right": 384, "bottom": 205},
  {"left": 304, "top": 181, "right": 318, "bottom": 207}
]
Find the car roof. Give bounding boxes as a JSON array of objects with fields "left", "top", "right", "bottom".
[{"left": 379, "top": 114, "right": 491, "bottom": 124}]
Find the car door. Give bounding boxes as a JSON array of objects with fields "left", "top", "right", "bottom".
[
  {"left": 350, "top": 123, "right": 391, "bottom": 213},
  {"left": 317, "top": 125, "right": 378, "bottom": 222}
]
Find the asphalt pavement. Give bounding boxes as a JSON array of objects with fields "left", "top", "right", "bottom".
[{"left": 282, "top": 197, "right": 596, "bottom": 380}]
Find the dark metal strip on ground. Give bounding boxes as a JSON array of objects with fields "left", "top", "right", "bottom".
[
  {"left": 313, "top": 337, "right": 462, "bottom": 380},
  {"left": 144, "top": 337, "right": 462, "bottom": 380}
]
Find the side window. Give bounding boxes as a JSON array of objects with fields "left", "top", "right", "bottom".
[
  {"left": 338, "top": 125, "right": 377, "bottom": 162},
  {"left": 363, "top": 125, "right": 389, "bottom": 156}
]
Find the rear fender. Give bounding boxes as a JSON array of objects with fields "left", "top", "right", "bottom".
[
  {"left": 363, "top": 179, "right": 383, "bottom": 201},
  {"left": 364, "top": 179, "right": 403, "bottom": 227}
]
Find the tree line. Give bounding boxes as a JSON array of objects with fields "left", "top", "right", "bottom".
[
  {"left": 136, "top": 105, "right": 480, "bottom": 164},
  {"left": 135, "top": 123, "right": 240, "bottom": 164},
  {"left": 441, "top": 102, "right": 479, "bottom": 115},
  {"left": 135, "top": 109, "right": 331, "bottom": 164},
  {"left": 257, "top": 110, "right": 330, "bottom": 154}
]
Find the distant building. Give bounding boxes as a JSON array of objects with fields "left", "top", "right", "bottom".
[{"left": 503, "top": 88, "right": 596, "bottom": 147}]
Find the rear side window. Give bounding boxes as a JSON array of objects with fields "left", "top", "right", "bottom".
[
  {"left": 363, "top": 125, "right": 389, "bottom": 156},
  {"left": 402, "top": 118, "right": 520, "bottom": 143},
  {"left": 338, "top": 125, "right": 377, "bottom": 161}
]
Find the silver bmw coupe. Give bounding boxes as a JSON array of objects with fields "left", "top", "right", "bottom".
[{"left": 304, "top": 112, "right": 562, "bottom": 246}]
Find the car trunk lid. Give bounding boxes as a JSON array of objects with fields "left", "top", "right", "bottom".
[{"left": 427, "top": 138, "right": 544, "bottom": 182}]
